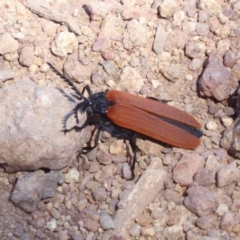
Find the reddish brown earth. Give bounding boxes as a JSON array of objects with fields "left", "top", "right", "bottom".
[{"left": 0, "top": 0, "right": 240, "bottom": 239}]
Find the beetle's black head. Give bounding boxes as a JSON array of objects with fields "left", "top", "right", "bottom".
[{"left": 72, "top": 89, "right": 115, "bottom": 128}]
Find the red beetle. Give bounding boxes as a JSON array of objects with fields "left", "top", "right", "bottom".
[{"left": 48, "top": 63, "right": 202, "bottom": 177}]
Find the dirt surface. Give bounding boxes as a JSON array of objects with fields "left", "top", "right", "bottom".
[{"left": 0, "top": 0, "right": 240, "bottom": 239}]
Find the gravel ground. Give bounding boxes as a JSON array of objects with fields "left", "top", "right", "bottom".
[{"left": 0, "top": 0, "right": 240, "bottom": 239}]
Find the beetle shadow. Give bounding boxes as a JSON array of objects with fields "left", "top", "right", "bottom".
[
  {"left": 57, "top": 88, "right": 76, "bottom": 103},
  {"left": 56, "top": 87, "right": 82, "bottom": 131}
]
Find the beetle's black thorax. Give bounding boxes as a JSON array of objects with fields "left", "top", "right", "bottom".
[
  {"left": 80, "top": 91, "right": 114, "bottom": 117},
  {"left": 90, "top": 91, "right": 112, "bottom": 114}
]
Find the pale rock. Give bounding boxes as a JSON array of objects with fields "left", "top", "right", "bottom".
[
  {"left": 218, "top": 13, "right": 229, "bottom": 24},
  {"left": 162, "top": 225, "right": 183, "bottom": 239},
  {"left": 121, "top": 7, "right": 153, "bottom": 22},
  {"left": 198, "top": 0, "right": 222, "bottom": 15},
  {"left": 129, "top": 224, "right": 141, "bottom": 237},
  {"left": 130, "top": 56, "right": 140, "bottom": 67},
  {"left": 223, "top": 51, "right": 237, "bottom": 69},
  {"left": 122, "top": 163, "right": 132, "bottom": 180},
  {"left": 153, "top": 24, "right": 169, "bottom": 55},
  {"left": 84, "top": 1, "right": 111, "bottom": 21},
  {"left": 29, "top": 64, "right": 39, "bottom": 73},
  {"left": 151, "top": 79, "right": 160, "bottom": 89},
  {"left": 193, "top": 168, "right": 215, "bottom": 186},
  {"left": 119, "top": 66, "right": 144, "bottom": 92},
  {"left": 221, "top": 117, "right": 233, "bottom": 127},
  {"left": 111, "top": 159, "right": 167, "bottom": 238},
  {"left": 63, "top": 55, "right": 92, "bottom": 82},
  {"left": 160, "top": 63, "right": 187, "bottom": 82},
  {"left": 16, "top": 1, "right": 27, "bottom": 15},
  {"left": 206, "top": 121, "right": 218, "bottom": 131},
  {"left": 184, "top": 183, "right": 217, "bottom": 216},
  {"left": 51, "top": 32, "right": 78, "bottom": 57},
  {"left": 0, "top": 32, "right": 19, "bottom": 54},
  {"left": 215, "top": 24, "right": 231, "bottom": 38},
  {"left": 173, "top": 10, "right": 185, "bottom": 26},
  {"left": 100, "top": 211, "right": 115, "bottom": 230},
  {"left": 185, "top": 75, "right": 193, "bottom": 81},
  {"left": 40, "top": 63, "right": 49, "bottom": 72},
  {"left": 185, "top": 42, "right": 206, "bottom": 59},
  {"left": 186, "top": 21, "right": 196, "bottom": 32},
  {"left": 205, "top": 155, "right": 221, "bottom": 174},
  {"left": 189, "top": 58, "right": 204, "bottom": 71},
  {"left": 0, "top": 70, "right": 16, "bottom": 83},
  {"left": 220, "top": 212, "right": 233, "bottom": 230},
  {"left": 232, "top": 0, "right": 240, "bottom": 12},
  {"left": 215, "top": 203, "right": 228, "bottom": 216},
  {"left": 4, "top": 52, "right": 19, "bottom": 61},
  {"left": 198, "top": 11, "right": 209, "bottom": 22},
  {"left": 65, "top": 168, "right": 79, "bottom": 184},
  {"left": 195, "top": 22, "right": 209, "bottom": 36},
  {"left": 102, "top": 60, "right": 119, "bottom": 77},
  {"left": 11, "top": 171, "right": 63, "bottom": 212},
  {"left": 80, "top": 26, "right": 93, "bottom": 36},
  {"left": 19, "top": 46, "right": 34, "bottom": 67},
  {"left": 173, "top": 154, "right": 205, "bottom": 187},
  {"left": 209, "top": 16, "right": 220, "bottom": 32},
  {"left": 195, "top": 215, "right": 217, "bottom": 230},
  {"left": 123, "top": 19, "right": 149, "bottom": 49},
  {"left": 141, "top": 226, "right": 155, "bottom": 236},
  {"left": 92, "top": 188, "right": 108, "bottom": 202},
  {"left": 99, "top": 14, "right": 124, "bottom": 41},
  {"left": 109, "top": 140, "right": 124, "bottom": 155},
  {"left": 159, "top": 0, "right": 180, "bottom": 19},
  {"left": 121, "top": 0, "right": 136, "bottom": 6},
  {"left": 92, "top": 37, "right": 111, "bottom": 52},
  {"left": 11, "top": 31, "right": 25, "bottom": 39},
  {"left": 0, "top": 78, "right": 84, "bottom": 172},
  {"left": 199, "top": 52, "right": 234, "bottom": 101},
  {"left": 96, "top": 150, "right": 112, "bottom": 165},
  {"left": 217, "top": 164, "right": 240, "bottom": 187},
  {"left": 47, "top": 218, "right": 57, "bottom": 231}
]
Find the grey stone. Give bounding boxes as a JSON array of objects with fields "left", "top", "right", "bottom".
[
  {"left": 0, "top": 78, "right": 85, "bottom": 172},
  {"left": 11, "top": 170, "right": 63, "bottom": 212}
]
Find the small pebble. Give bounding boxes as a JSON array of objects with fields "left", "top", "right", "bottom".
[
  {"left": 141, "top": 226, "right": 155, "bottom": 236},
  {"left": 122, "top": 163, "right": 132, "bottom": 180},
  {"left": 129, "top": 224, "right": 141, "bottom": 237},
  {"left": 206, "top": 121, "right": 218, "bottom": 131},
  {"left": 215, "top": 203, "right": 228, "bottom": 216},
  {"left": 92, "top": 188, "right": 108, "bottom": 202},
  {"left": 65, "top": 168, "right": 79, "bottom": 184},
  {"left": 221, "top": 117, "right": 233, "bottom": 127},
  {"left": 185, "top": 74, "right": 193, "bottom": 81},
  {"left": 100, "top": 211, "right": 115, "bottom": 230},
  {"left": 46, "top": 218, "right": 57, "bottom": 231}
]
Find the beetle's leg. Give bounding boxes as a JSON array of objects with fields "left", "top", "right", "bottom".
[
  {"left": 71, "top": 93, "right": 82, "bottom": 101},
  {"left": 82, "top": 124, "right": 102, "bottom": 152},
  {"left": 128, "top": 133, "right": 139, "bottom": 180},
  {"left": 82, "top": 85, "right": 93, "bottom": 96}
]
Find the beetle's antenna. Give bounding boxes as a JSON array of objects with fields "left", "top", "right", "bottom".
[{"left": 47, "top": 62, "right": 86, "bottom": 100}]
